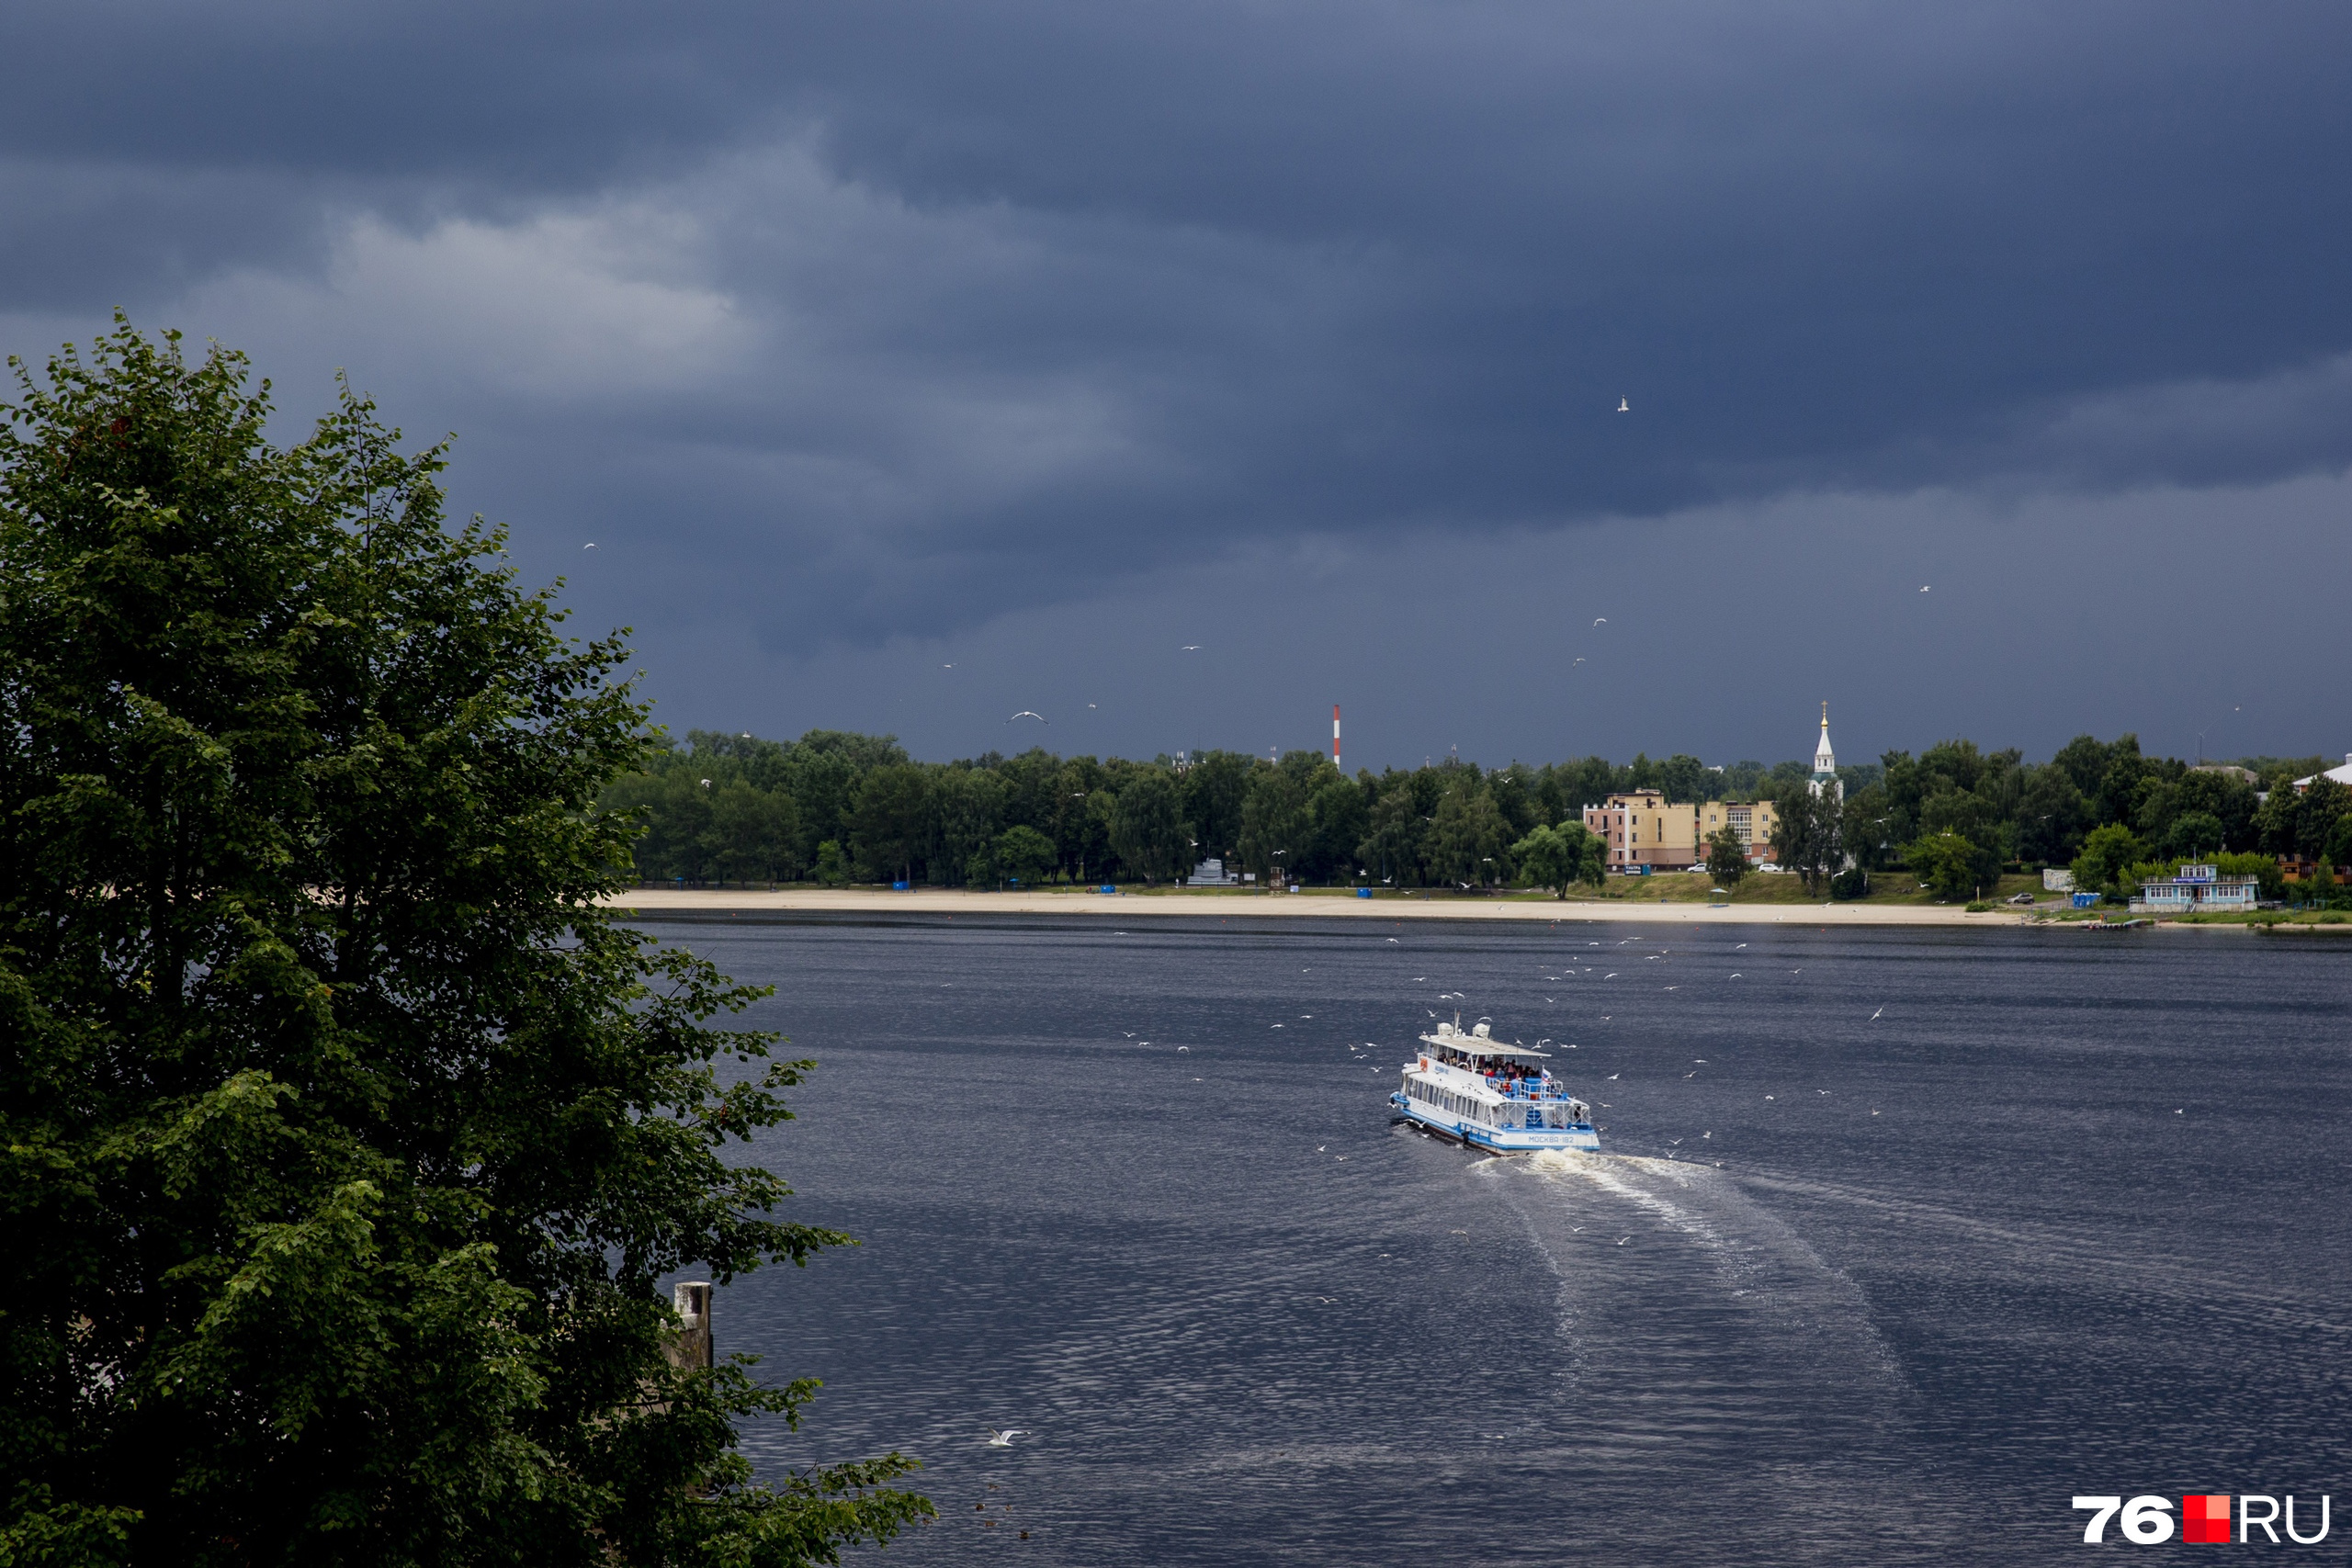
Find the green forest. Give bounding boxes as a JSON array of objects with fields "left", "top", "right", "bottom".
[{"left": 598, "top": 729, "right": 2351, "bottom": 900}]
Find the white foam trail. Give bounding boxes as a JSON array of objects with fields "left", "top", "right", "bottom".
[{"left": 1487, "top": 1149, "right": 1911, "bottom": 1416}]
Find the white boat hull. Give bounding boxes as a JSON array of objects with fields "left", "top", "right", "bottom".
[{"left": 1390, "top": 1091, "right": 1600, "bottom": 1153}]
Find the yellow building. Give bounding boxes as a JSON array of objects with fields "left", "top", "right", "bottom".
[{"left": 1583, "top": 791, "right": 1778, "bottom": 874}]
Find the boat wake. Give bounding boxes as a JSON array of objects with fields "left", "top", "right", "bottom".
[{"left": 1478, "top": 1150, "right": 1908, "bottom": 1462}]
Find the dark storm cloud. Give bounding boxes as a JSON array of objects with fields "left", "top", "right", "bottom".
[{"left": 5, "top": 0, "right": 2350, "bottom": 660}]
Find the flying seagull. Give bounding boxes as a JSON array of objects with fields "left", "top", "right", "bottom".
[
  {"left": 1007, "top": 711, "right": 1046, "bottom": 724},
  {"left": 1870, "top": 1007, "right": 1884, "bottom": 1021},
  {"left": 1181, "top": 645, "right": 1203, "bottom": 651},
  {"left": 985, "top": 1430, "right": 1027, "bottom": 1447},
  {"left": 1593, "top": 617, "right": 1607, "bottom": 626},
  {"left": 1919, "top": 585, "right": 1931, "bottom": 592},
  {"left": 582, "top": 541, "right": 596, "bottom": 548}
]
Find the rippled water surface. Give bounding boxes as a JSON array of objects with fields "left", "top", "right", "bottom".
[{"left": 638, "top": 913, "right": 2351, "bottom": 1565}]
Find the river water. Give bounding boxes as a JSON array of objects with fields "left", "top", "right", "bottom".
[{"left": 639, "top": 912, "right": 2351, "bottom": 1565}]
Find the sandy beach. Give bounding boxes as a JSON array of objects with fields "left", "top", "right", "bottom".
[{"left": 600, "top": 886, "right": 2044, "bottom": 926}]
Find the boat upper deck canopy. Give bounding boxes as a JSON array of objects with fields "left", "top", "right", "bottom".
[{"left": 1419, "top": 1021, "right": 1550, "bottom": 1060}]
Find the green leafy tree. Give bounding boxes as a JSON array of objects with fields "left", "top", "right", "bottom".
[
  {"left": 1306, "top": 774, "right": 1368, "bottom": 881},
  {"left": 2091, "top": 736, "right": 2151, "bottom": 828},
  {"left": 1510, "top": 822, "right": 1605, "bottom": 897},
  {"left": 1428, "top": 781, "right": 1512, "bottom": 887},
  {"left": 1356, "top": 783, "right": 1425, "bottom": 886},
  {"left": 848, "top": 764, "right": 931, "bottom": 883},
  {"left": 927, "top": 765, "right": 1005, "bottom": 887},
  {"left": 812, "top": 838, "right": 853, "bottom": 885},
  {"left": 1110, "top": 767, "right": 1190, "bottom": 883},
  {"left": 708, "top": 778, "right": 802, "bottom": 884},
  {"left": 1054, "top": 758, "right": 1111, "bottom": 881},
  {"left": 1838, "top": 781, "right": 1895, "bottom": 871},
  {"left": 1178, "top": 750, "right": 1251, "bottom": 862},
  {"left": 1703, "top": 826, "right": 1749, "bottom": 886},
  {"left": 2050, "top": 733, "right": 2117, "bottom": 798},
  {"left": 2070, "top": 822, "right": 2146, "bottom": 897},
  {"left": 2252, "top": 784, "right": 2300, "bottom": 856},
  {"left": 992, "top": 823, "right": 1057, "bottom": 886},
  {"left": 1905, "top": 830, "right": 1997, "bottom": 900},
  {"left": 1769, "top": 784, "right": 1844, "bottom": 896},
  {"left": 2015, "top": 765, "right": 2089, "bottom": 864},
  {"left": 1237, "top": 761, "right": 1311, "bottom": 884},
  {"left": 0, "top": 324, "right": 929, "bottom": 1565},
  {"left": 1487, "top": 765, "right": 1540, "bottom": 840},
  {"left": 2295, "top": 777, "right": 2350, "bottom": 861},
  {"left": 1657, "top": 752, "right": 1712, "bottom": 804},
  {"left": 2211, "top": 851, "right": 2286, "bottom": 901},
  {"left": 1717, "top": 760, "right": 1768, "bottom": 798},
  {"left": 2161, "top": 809, "right": 2225, "bottom": 860}
]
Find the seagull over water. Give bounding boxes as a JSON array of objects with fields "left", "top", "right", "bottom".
[
  {"left": 1007, "top": 711, "right": 1046, "bottom": 724},
  {"left": 985, "top": 1430, "right": 1026, "bottom": 1447},
  {"left": 1593, "top": 617, "right": 1608, "bottom": 626},
  {"left": 1181, "top": 645, "right": 1203, "bottom": 651}
]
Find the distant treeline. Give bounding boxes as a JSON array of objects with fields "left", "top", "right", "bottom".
[{"left": 595, "top": 729, "right": 2349, "bottom": 894}]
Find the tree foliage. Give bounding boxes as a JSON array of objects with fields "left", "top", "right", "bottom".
[
  {"left": 599, "top": 707, "right": 2317, "bottom": 894},
  {"left": 2070, "top": 822, "right": 2147, "bottom": 897},
  {"left": 1769, "top": 784, "right": 1845, "bottom": 896},
  {"left": 1703, "top": 827, "right": 1749, "bottom": 886},
  {"left": 1905, "top": 830, "right": 1998, "bottom": 901},
  {"left": 0, "top": 322, "right": 929, "bottom": 1566},
  {"left": 1510, "top": 822, "right": 1605, "bottom": 897}
]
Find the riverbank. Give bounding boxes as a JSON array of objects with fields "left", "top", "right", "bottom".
[{"left": 601, "top": 886, "right": 2034, "bottom": 926}]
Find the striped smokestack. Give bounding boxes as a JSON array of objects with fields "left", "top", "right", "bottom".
[{"left": 1333, "top": 705, "right": 1341, "bottom": 773}]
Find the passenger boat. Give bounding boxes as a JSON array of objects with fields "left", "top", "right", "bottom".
[{"left": 1391, "top": 1019, "right": 1599, "bottom": 1153}]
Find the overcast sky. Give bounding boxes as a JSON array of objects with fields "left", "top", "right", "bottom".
[{"left": 6, "top": 2, "right": 2347, "bottom": 770}]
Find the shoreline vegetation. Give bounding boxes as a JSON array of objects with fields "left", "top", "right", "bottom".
[
  {"left": 598, "top": 727, "right": 2351, "bottom": 914},
  {"left": 602, "top": 884, "right": 2352, "bottom": 931}
]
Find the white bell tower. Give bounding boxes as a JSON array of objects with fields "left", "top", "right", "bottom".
[{"left": 1810, "top": 702, "right": 1842, "bottom": 805}]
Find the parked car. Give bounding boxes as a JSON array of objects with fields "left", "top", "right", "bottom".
[{"left": 2007, "top": 892, "right": 2035, "bottom": 905}]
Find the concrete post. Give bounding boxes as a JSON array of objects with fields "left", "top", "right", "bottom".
[{"left": 668, "top": 1280, "right": 714, "bottom": 1371}]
